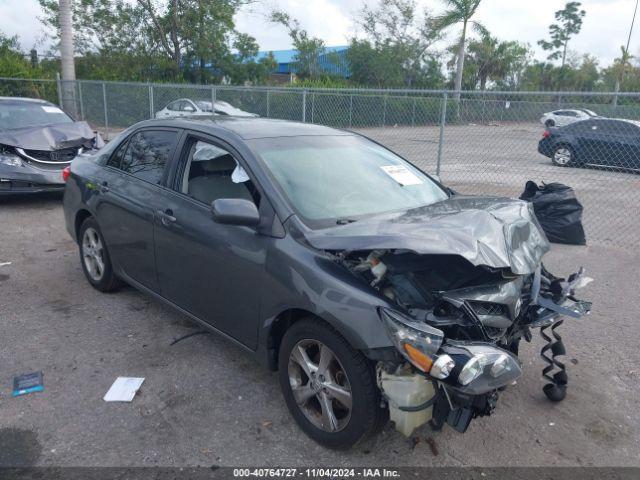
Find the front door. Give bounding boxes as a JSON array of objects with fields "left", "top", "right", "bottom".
[{"left": 153, "top": 133, "right": 268, "bottom": 349}]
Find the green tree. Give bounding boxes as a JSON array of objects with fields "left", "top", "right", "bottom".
[
  {"left": 519, "top": 54, "right": 598, "bottom": 92},
  {"left": 461, "top": 34, "right": 531, "bottom": 90},
  {"left": 38, "top": 0, "right": 258, "bottom": 83},
  {"left": 434, "top": 0, "right": 486, "bottom": 97},
  {"left": 537, "top": 1, "right": 586, "bottom": 87},
  {"left": 269, "top": 11, "right": 327, "bottom": 79},
  {"left": 0, "top": 32, "right": 33, "bottom": 78},
  {"left": 350, "top": 0, "right": 444, "bottom": 88},
  {"left": 223, "top": 34, "right": 277, "bottom": 85}
]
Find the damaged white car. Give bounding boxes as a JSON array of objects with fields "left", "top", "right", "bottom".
[{"left": 0, "top": 97, "right": 103, "bottom": 195}]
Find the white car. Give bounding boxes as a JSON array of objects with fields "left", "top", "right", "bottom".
[
  {"left": 539, "top": 109, "right": 599, "bottom": 128},
  {"left": 155, "top": 98, "right": 258, "bottom": 119}
]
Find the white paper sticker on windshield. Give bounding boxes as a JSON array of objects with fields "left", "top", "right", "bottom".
[
  {"left": 42, "top": 106, "right": 64, "bottom": 114},
  {"left": 380, "top": 165, "right": 423, "bottom": 186}
]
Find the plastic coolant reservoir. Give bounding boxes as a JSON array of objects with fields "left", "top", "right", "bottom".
[{"left": 380, "top": 369, "right": 435, "bottom": 437}]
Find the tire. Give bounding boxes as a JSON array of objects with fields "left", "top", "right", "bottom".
[
  {"left": 545, "top": 119, "right": 555, "bottom": 128},
  {"left": 78, "top": 217, "right": 121, "bottom": 292},
  {"left": 278, "top": 318, "right": 385, "bottom": 449},
  {"left": 551, "top": 144, "right": 577, "bottom": 167}
]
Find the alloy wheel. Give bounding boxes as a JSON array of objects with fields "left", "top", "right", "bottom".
[
  {"left": 553, "top": 147, "right": 572, "bottom": 166},
  {"left": 82, "top": 227, "right": 105, "bottom": 281},
  {"left": 287, "top": 339, "right": 353, "bottom": 432}
]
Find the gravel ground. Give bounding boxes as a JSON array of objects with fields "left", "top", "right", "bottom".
[{"left": 0, "top": 192, "right": 638, "bottom": 468}]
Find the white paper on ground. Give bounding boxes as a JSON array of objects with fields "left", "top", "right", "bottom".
[
  {"left": 103, "top": 377, "right": 145, "bottom": 402},
  {"left": 380, "top": 165, "right": 423, "bottom": 186}
]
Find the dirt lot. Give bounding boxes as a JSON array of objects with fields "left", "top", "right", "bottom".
[{"left": 1, "top": 189, "right": 639, "bottom": 467}]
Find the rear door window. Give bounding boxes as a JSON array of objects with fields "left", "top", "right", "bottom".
[
  {"left": 566, "top": 120, "right": 595, "bottom": 134},
  {"left": 120, "top": 130, "right": 179, "bottom": 184}
]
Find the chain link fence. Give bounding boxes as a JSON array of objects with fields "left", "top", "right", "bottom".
[{"left": 2, "top": 77, "right": 639, "bottom": 249}]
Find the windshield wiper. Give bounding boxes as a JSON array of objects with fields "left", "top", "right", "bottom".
[{"left": 336, "top": 218, "right": 357, "bottom": 225}]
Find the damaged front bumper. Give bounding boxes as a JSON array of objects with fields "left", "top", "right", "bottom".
[
  {"left": 0, "top": 160, "right": 66, "bottom": 194},
  {"left": 377, "top": 265, "right": 592, "bottom": 436},
  {"left": 0, "top": 149, "right": 99, "bottom": 195},
  {"left": 0, "top": 120, "right": 103, "bottom": 195}
]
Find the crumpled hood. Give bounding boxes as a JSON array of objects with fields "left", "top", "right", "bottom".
[
  {"left": 0, "top": 121, "right": 102, "bottom": 151},
  {"left": 304, "top": 196, "right": 551, "bottom": 275}
]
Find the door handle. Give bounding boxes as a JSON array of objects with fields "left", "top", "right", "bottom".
[
  {"left": 156, "top": 209, "right": 177, "bottom": 226},
  {"left": 100, "top": 181, "right": 109, "bottom": 193}
]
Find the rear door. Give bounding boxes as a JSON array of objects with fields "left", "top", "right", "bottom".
[
  {"left": 153, "top": 131, "right": 270, "bottom": 349},
  {"left": 569, "top": 120, "right": 608, "bottom": 162},
  {"left": 96, "top": 128, "right": 180, "bottom": 291}
]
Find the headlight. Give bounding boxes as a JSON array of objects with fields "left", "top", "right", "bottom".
[
  {"left": 0, "top": 151, "right": 22, "bottom": 167},
  {"left": 452, "top": 344, "right": 522, "bottom": 394},
  {"left": 379, "top": 308, "right": 444, "bottom": 372},
  {"left": 430, "top": 354, "right": 455, "bottom": 379}
]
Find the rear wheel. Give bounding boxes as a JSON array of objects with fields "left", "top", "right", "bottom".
[
  {"left": 278, "top": 318, "right": 384, "bottom": 449},
  {"left": 552, "top": 145, "right": 576, "bottom": 167},
  {"left": 78, "top": 217, "right": 121, "bottom": 292}
]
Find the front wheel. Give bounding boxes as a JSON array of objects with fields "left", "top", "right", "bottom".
[
  {"left": 278, "top": 318, "right": 385, "bottom": 449},
  {"left": 78, "top": 217, "right": 121, "bottom": 292}
]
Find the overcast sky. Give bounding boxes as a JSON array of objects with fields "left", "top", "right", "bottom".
[{"left": 1, "top": 0, "right": 638, "bottom": 67}]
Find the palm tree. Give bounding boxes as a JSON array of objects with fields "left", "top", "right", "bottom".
[
  {"left": 59, "top": 0, "right": 77, "bottom": 115},
  {"left": 613, "top": 0, "right": 639, "bottom": 108},
  {"left": 435, "top": 0, "right": 486, "bottom": 99}
]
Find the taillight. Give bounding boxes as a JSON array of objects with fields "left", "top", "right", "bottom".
[
  {"left": 542, "top": 130, "right": 551, "bottom": 138},
  {"left": 62, "top": 166, "right": 71, "bottom": 182}
]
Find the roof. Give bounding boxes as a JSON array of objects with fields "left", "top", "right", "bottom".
[
  {"left": 254, "top": 46, "right": 349, "bottom": 65},
  {"left": 0, "top": 96, "right": 51, "bottom": 104},
  {"left": 137, "top": 116, "right": 352, "bottom": 140}
]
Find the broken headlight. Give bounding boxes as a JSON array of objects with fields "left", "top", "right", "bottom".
[
  {"left": 442, "top": 343, "right": 523, "bottom": 394},
  {"left": 379, "top": 307, "right": 444, "bottom": 373},
  {"left": 0, "top": 149, "right": 22, "bottom": 167}
]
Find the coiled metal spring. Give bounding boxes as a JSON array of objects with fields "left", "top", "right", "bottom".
[{"left": 540, "top": 319, "right": 568, "bottom": 402}]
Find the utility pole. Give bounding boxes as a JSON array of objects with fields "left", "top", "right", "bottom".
[
  {"left": 613, "top": 0, "right": 638, "bottom": 108},
  {"left": 59, "top": 0, "right": 77, "bottom": 116}
]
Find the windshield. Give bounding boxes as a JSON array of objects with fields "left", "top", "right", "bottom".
[
  {"left": 0, "top": 102, "right": 74, "bottom": 130},
  {"left": 249, "top": 135, "right": 448, "bottom": 228}
]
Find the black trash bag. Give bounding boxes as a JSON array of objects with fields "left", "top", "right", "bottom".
[{"left": 519, "top": 181, "right": 586, "bottom": 245}]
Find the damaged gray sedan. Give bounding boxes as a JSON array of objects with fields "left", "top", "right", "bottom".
[
  {"left": 0, "top": 97, "right": 103, "bottom": 194},
  {"left": 62, "top": 117, "right": 591, "bottom": 449}
]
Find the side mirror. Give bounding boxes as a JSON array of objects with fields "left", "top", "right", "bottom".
[{"left": 211, "top": 198, "right": 260, "bottom": 226}]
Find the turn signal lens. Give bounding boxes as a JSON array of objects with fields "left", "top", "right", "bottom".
[
  {"left": 379, "top": 308, "right": 444, "bottom": 373},
  {"left": 62, "top": 166, "right": 71, "bottom": 182},
  {"left": 403, "top": 343, "right": 433, "bottom": 372}
]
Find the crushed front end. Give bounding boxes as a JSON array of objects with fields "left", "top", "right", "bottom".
[
  {"left": 317, "top": 197, "right": 592, "bottom": 436},
  {"left": 0, "top": 121, "right": 103, "bottom": 195}
]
